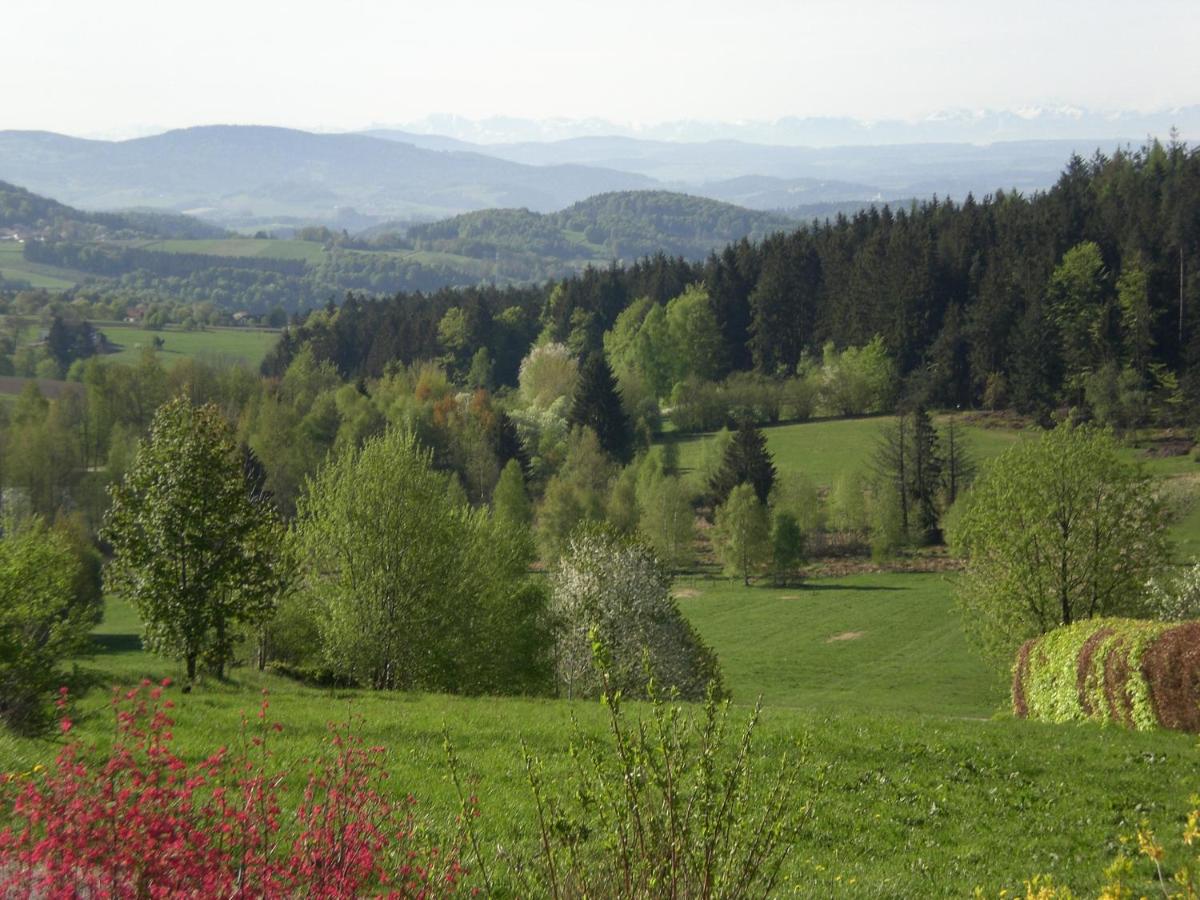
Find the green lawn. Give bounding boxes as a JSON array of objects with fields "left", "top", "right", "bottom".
[
  {"left": 100, "top": 324, "right": 278, "bottom": 368},
  {"left": 2, "top": 582, "right": 1197, "bottom": 896},
  {"left": 676, "top": 573, "right": 1005, "bottom": 718}
]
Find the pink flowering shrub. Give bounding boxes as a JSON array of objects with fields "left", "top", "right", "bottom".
[{"left": 0, "top": 681, "right": 465, "bottom": 898}]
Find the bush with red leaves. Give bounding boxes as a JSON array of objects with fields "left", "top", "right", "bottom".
[{"left": 0, "top": 681, "right": 466, "bottom": 898}]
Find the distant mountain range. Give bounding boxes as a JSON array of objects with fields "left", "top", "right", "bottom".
[
  {"left": 0, "top": 120, "right": 1173, "bottom": 231},
  {"left": 385, "top": 106, "right": 1200, "bottom": 146},
  {"left": 0, "top": 127, "right": 655, "bottom": 229}
]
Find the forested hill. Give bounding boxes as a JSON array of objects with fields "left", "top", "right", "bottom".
[
  {"left": 404, "top": 191, "right": 794, "bottom": 262},
  {"left": 267, "top": 141, "right": 1200, "bottom": 418},
  {"left": 0, "top": 180, "right": 226, "bottom": 240}
]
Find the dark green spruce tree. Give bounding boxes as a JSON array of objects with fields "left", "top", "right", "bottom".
[
  {"left": 709, "top": 420, "right": 777, "bottom": 507},
  {"left": 907, "top": 406, "right": 944, "bottom": 544},
  {"left": 569, "top": 351, "right": 632, "bottom": 463}
]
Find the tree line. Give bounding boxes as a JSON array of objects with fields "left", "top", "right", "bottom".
[{"left": 272, "top": 140, "right": 1200, "bottom": 425}]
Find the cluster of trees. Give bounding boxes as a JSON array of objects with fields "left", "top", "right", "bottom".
[{"left": 271, "top": 140, "right": 1200, "bottom": 428}]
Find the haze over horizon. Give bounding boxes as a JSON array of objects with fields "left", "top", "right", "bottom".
[{"left": 6, "top": 0, "right": 1198, "bottom": 142}]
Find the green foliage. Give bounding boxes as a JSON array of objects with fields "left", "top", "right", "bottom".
[
  {"left": 714, "top": 484, "right": 772, "bottom": 585},
  {"left": 102, "top": 397, "right": 283, "bottom": 681},
  {"left": 828, "top": 472, "right": 868, "bottom": 536},
  {"left": 510, "top": 679, "right": 797, "bottom": 898},
  {"left": 291, "top": 426, "right": 551, "bottom": 694},
  {"left": 952, "top": 424, "right": 1170, "bottom": 669},
  {"left": 817, "top": 337, "right": 896, "bottom": 416},
  {"left": 0, "top": 521, "right": 91, "bottom": 733},
  {"left": 868, "top": 482, "right": 906, "bottom": 562},
  {"left": 771, "top": 510, "right": 805, "bottom": 585},
  {"left": 492, "top": 458, "right": 532, "bottom": 529},
  {"left": 536, "top": 427, "right": 613, "bottom": 561},
  {"left": 1048, "top": 241, "right": 1111, "bottom": 386},
  {"left": 518, "top": 342, "right": 578, "bottom": 409},
  {"left": 635, "top": 468, "right": 696, "bottom": 570}
]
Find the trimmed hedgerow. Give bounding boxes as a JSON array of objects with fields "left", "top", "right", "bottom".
[{"left": 1012, "top": 618, "right": 1200, "bottom": 732}]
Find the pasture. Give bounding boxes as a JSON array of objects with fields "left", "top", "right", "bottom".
[
  {"left": 2, "top": 584, "right": 1197, "bottom": 896},
  {"left": 0, "top": 243, "right": 92, "bottom": 289},
  {"left": 670, "top": 414, "right": 1022, "bottom": 489},
  {"left": 99, "top": 323, "right": 278, "bottom": 368},
  {"left": 126, "top": 238, "right": 326, "bottom": 263}
]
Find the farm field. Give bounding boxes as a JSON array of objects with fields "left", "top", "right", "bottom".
[
  {"left": 125, "top": 238, "right": 326, "bottom": 263},
  {"left": 0, "top": 243, "right": 94, "bottom": 289},
  {"left": 99, "top": 323, "right": 278, "bottom": 368},
  {"left": 2, "top": 587, "right": 1197, "bottom": 897}
]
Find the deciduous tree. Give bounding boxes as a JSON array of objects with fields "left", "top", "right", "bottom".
[
  {"left": 103, "top": 397, "right": 283, "bottom": 682},
  {"left": 950, "top": 424, "right": 1169, "bottom": 667}
]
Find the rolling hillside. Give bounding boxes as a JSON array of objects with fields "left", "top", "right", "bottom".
[
  {"left": 0, "top": 179, "right": 226, "bottom": 241},
  {"left": 404, "top": 190, "right": 795, "bottom": 262}
]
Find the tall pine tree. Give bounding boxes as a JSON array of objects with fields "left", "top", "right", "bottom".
[
  {"left": 568, "top": 351, "right": 632, "bottom": 463},
  {"left": 708, "top": 420, "right": 777, "bottom": 506}
]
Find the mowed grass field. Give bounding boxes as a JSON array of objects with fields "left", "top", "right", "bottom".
[
  {"left": 675, "top": 574, "right": 1005, "bottom": 717},
  {"left": 100, "top": 323, "right": 279, "bottom": 368},
  {"left": 2, "top": 584, "right": 1198, "bottom": 896},
  {"left": 670, "top": 414, "right": 1023, "bottom": 489},
  {"left": 669, "top": 414, "right": 1200, "bottom": 560}
]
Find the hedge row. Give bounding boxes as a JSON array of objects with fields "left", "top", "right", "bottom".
[{"left": 1012, "top": 618, "right": 1200, "bottom": 732}]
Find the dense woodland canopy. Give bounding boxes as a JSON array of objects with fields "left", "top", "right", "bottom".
[{"left": 268, "top": 141, "right": 1200, "bottom": 417}]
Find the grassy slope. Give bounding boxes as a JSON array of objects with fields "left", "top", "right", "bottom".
[
  {"left": 100, "top": 324, "right": 278, "bottom": 369},
  {"left": 670, "top": 414, "right": 1200, "bottom": 557},
  {"left": 1, "top": 586, "right": 1196, "bottom": 896},
  {"left": 672, "top": 415, "right": 1022, "bottom": 488},
  {"left": 0, "top": 243, "right": 94, "bottom": 289},
  {"left": 676, "top": 574, "right": 1004, "bottom": 717}
]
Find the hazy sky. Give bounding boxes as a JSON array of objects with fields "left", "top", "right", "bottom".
[{"left": 7, "top": 0, "right": 1199, "bottom": 138}]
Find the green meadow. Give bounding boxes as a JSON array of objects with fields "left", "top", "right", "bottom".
[
  {"left": 99, "top": 323, "right": 278, "bottom": 368},
  {"left": 671, "top": 414, "right": 1023, "bottom": 488},
  {"left": 126, "top": 238, "right": 326, "bottom": 263},
  {"left": 2, "top": 414, "right": 1198, "bottom": 894},
  {"left": 2, "top": 578, "right": 1197, "bottom": 897},
  {"left": 0, "top": 243, "right": 92, "bottom": 289}
]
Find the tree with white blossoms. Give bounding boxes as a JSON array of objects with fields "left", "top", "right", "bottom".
[
  {"left": 518, "top": 341, "right": 579, "bottom": 409},
  {"left": 550, "top": 524, "right": 724, "bottom": 701},
  {"left": 1146, "top": 563, "right": 1200, "bottom": 621}
]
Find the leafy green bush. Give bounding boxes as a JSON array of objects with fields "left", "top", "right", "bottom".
[
  {"left": 1012, "top": 617, "right": 1200, "bottom": 732},
  {"left": 0, "top": 521, "right": 92, "bottom": 733}
]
